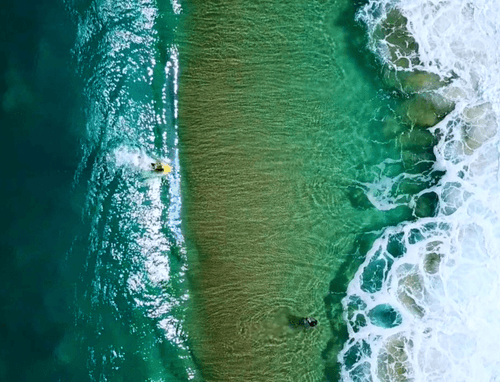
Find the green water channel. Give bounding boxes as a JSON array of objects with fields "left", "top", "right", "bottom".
[{"left": 176, "top": 0, "right": 429, "bottom": 380}]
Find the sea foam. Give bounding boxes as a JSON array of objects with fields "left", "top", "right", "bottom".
[
  {"left": 112, "top": 146, "right": 169, "bottom": 172},
  {"left": 340, "top": 0, "right": 500, "bottom": 381}
]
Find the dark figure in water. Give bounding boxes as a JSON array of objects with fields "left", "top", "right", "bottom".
[
  {"left": 151, "top": 162, "right": 163, "bottom": 172},
  {"left": 300, "top": 317, "right": 318, "bottom": 327},
  {"left": 288, "top": 315, "right": 318, "bottom": 329}
]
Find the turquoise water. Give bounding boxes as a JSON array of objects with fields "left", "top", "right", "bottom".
[
  {"left": 1, "top": 0, "right": 194, "bottom": 380},
  {"left": 176, "top": 0, "right": 433, "bottom": 380},
  {"left": 0, "top": 0, "right": 448, "bottom": 380},
  {"left": 340, "top": 0, "right": 500, "bottom": 380}
]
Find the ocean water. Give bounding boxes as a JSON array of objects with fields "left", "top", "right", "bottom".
[
  {"left": 340, "top": 0, "right": 500, "bottom": 381},
  {"left": 2, "top": 0, "right": 494, "bottom": 380},
  {"left": 1, "top": 0, "right": 194, "bottom": 380},
  {"left": 177, "top": 0, "right": 421, "bottom": 380}
]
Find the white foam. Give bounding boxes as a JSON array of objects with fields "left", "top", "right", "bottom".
[
  {"left": 112, "top": 146, "right": 170, "bottom": 172},
  {"left": 341, "top": 1, "right": 500, "bottom": 380}
]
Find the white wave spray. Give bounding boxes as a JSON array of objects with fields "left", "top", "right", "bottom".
[{"left": 340, "top": 0, "right": 500, "bottom": 381}]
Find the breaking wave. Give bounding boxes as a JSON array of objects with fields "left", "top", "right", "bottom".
[{"left": 340, "top": 0, "right": 500, "bottom": 381}]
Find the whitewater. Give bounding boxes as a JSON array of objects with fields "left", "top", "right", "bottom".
[{"left": 340, "top": 0, "right": 500, "bottom": 381}]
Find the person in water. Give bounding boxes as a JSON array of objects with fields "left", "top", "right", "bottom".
[
  {"left": 288, "top": 314, "right": 318, "bottom": 329},
  {"left": 151, "top": 162, "right": 164, "bottom": 172},
  {"left": 299, "top": 317, "right": 318, "bottom": 328}
]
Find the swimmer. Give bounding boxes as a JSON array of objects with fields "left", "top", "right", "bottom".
[
  {"left": 151, "top": 161, "right": 164, "bottom": 172},
  {"left": 288, "top": 314, "right": 318, "bottom": 329},
  {"left": 299, "top": 317, "right": 318, "bottom": 328}
]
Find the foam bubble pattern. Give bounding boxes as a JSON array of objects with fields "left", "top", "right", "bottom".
[
  {"left": 112, "top": 146, "right": 169, "bottom": 172},
  {"left": 341, "top": 0, "right": 500, "bottom": 380}
]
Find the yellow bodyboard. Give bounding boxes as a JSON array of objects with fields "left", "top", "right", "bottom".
[{"left": 160, "top": 163, "right": 173, "bottom": 174}]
